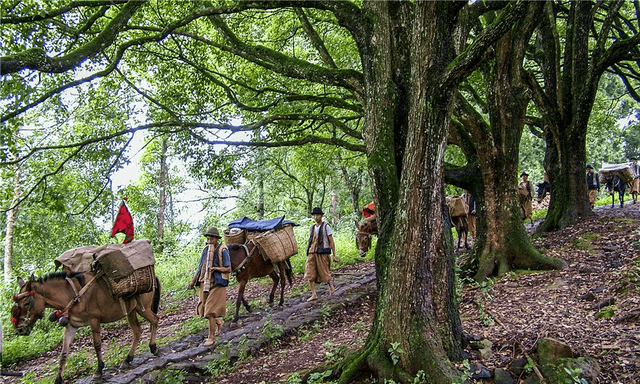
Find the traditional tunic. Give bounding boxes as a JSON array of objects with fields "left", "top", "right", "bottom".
[
  {"left": 304, "top": 222, "right": 332, "bottom": 283},
  {"left": 463, "top": 193, "right": 476, "bottom": 232},
  {"left": 630, "top": 163, "right": 639, "bottom": 194},
  {"left": 587, "top": 171, "right": 600, "bottom": 205},
  {"left": 519, "top": 180, "right": 533, "bottom": 219},
  {"left": 194, "top": 244, "right": 230, "bottom": 318}
]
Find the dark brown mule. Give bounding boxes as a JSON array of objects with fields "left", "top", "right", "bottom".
[
  {"left": 11, "top": 271, "right": 161, "bottom": 384},
  {"left": 355, "top": 216, "right": 378, "bottom": 257},
  {"left": 227, "top": 241, "right": 293, "bottom": 322}
]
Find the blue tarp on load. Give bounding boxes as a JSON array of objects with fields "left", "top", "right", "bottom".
[{"left": 228, "top": 216, "right": 299, "bottom": 231}]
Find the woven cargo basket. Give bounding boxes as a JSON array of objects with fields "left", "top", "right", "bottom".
[
  {"left": 105, "top": 265, "right": 156, "bottom": 298},
  {"left": 223, "top": 228, "right": 246, "bottom": 244},
  {"left": 448, "top": 197, "right": 467, "bottom": 218},
  {"left": 245, "top": 231, "right": 261, "bottom": 241},
  {"left": 253, "top": 225, "right": 298, "bottom": 263}
]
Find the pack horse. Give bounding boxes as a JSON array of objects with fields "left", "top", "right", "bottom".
[
  {"left": 11, "top": 240, "right": 161, "bottom": 384},
  {"left": 11, "top": 272, "right": 160, "bottom": 384}
]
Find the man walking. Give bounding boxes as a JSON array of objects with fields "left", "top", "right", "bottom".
[
  {"left": 630, "top": 156, "right": 639, "bottom": 204},
  {"left": 305, "top": 207, "right": 339, "bottom": 301},
  {"left": 187, "top": 227, "right": 231, "bottom": 346},
  {"left": 587, "top": 164, "right": 600, "bottom": 210}
]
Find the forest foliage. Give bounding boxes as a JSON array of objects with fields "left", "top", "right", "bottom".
[{"left": 1, "top": 0, "right": 639, "bottom": 382}]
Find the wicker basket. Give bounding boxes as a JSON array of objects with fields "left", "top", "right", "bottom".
[
  {"left": 106, "top": 265, "right": 156, "bottom": 297},
  {"left": 223, "top": 228, "right": 246, "bottom": 244},
  {"left": 253, "top": 225, "right": 298, "bottom": 263},
  {"left": 448, "top": 196, "right": 467, "bottom": 218},
  {"left": 245, "top": 231, "right": 261, "bottom": 241}
]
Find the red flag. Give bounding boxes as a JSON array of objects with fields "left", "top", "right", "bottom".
[
  {"left": 362, "top": 202, "right": 375, "bottom": 218},
  {"left": 111, "top": 199, "right": 134, "bottom": 244}
]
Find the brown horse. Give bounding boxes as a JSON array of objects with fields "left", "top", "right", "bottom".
[
  {"left": 355, "top": 216, "right": 378, "bottom": 257},
  {"left": 228, "top": 241, "right": 293, "bottom": 322},
  {"left": 11, "top": 271, "right": 160, "bottom": 384}
]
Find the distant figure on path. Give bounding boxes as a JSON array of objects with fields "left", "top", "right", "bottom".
[
  {"left": 586, "top": 164, "right": 600, "bottom": 210},
  {"left": 187, "top": 227, "right": 231, "bottom": 346},
  {"left": 462, "top": 190, "right": 476, "bottom": 241},
  {"left": 305, "top": 207, "right": 339, "bottom": 301},
  {"left": 519, "top": 172, "right": 533, "bottom": 224},
  {"left": 630, "top": 156, "right": 639, "bottom": 204}
]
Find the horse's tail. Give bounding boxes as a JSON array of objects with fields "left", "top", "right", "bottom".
[
  {"left": 284, "top": 258, "right": 294, "bottom": 287},
  {"left": 151, "top": 276, "right": 161, "bottom": 314}
]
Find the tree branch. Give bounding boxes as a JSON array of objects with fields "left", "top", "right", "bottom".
[
  {"left": 295, "top": 7, "right": 337, "bottom": 68},
  {"left": 0, "top": 0, "right": 147, "bottom": 74}
]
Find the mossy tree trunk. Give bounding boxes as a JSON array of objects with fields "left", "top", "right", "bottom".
[
  {"left": 337, "top": 1, "right": 529, "bottom": 382},
  {"left": 446, "top": 2, "right": 566, "bottom": 281}
]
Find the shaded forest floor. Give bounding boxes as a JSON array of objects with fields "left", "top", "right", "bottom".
[{"left": 4, "top": 203, "right": 640, "bottom": 384}]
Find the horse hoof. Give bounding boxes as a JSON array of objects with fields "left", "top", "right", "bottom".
[
  {"left": 55, "top": 376, "right": 64, "bottom": 384},
  {"left": 92, "top": 371, "right": 104, "bottom": 382},
  {"left": 150, "top": 343, "right": 158, "bottom": 355},
  {"left": 120, "top": 355, "right": 134, "bottom": 369}
]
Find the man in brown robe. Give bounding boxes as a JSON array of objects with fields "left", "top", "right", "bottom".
[
  {"left": 305, "top": 207, "right": 339, "bottom": 301},
  {"left": 187, "top": 227, "right": 231, "bottom": 346}
]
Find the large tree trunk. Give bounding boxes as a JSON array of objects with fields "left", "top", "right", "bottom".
[
  {"left": 539, "top": 126, "right": 591, "bottom": 232},
  {"left": 4, "top": 155, "right": 22, "bottom": 282},
  {"left": 468, "top": 5, "right": 565, "bottom": 280},
  {"left": 338, "top": 2, "right": 465, "bottom": 382},
  {"left": 527, "top": 2, "right": 607, "bottom": 232}
]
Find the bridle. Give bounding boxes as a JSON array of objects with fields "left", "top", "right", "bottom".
[{"left": 12, "top": 288, "right": 37, "bottom": 330}]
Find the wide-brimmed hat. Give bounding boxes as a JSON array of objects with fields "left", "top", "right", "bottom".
[
  {"left": 203, "top": 227, "right": 221, "bottom": 238},
  {"left": 631, "top": 156, "right": 637, "bottom": 161},
  {"left": 520, "top": 172, "right": 529, "bottom": 177},
  {"left": 311, "top": 207, "right": 324, "bottom": 215},
  {"left": 586, "top": 164, "right": 593, "bottom": 169}
]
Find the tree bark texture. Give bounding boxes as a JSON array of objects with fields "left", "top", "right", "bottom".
[{"left": 338, "top": 2, "right": 466, "bottom": 382}]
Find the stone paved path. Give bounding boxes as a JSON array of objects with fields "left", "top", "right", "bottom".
[{"left": 77, "top": 264, "right": 377, "bottom": 384}]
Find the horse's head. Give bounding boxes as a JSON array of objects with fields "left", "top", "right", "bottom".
[
  {"left": 11, "top": 276, "right": 45, "bottom": 336},
  {"left": 536, "top": 181, "right": 550, "bottom": 203},
  {"left": 355, "top": 220, "right": 372, "bottom": 257}
]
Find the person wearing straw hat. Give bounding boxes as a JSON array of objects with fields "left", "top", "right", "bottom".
[
  {"left": 586, "top": 164, "right": 600, "bottom": 210},
  {"left": 305, "top": 207, "right": 339, "bottom": 301},
  {"left": 518, "top": 172, "right": 533, "bottom": 223},
  {"left": 187, "top": 227, "right": 231, "bottom": 346},
  {"left": 630, "top": 156, "right": 639, "bottom": 204}
]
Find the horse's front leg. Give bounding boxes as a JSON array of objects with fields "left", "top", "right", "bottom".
[
  {"left": 278, "top": 262, "right": 286, "bottom": 307},
  {"left": 88, "top": 320, "right": 105, "bottom": 379},
  {"left": 55, "top": 326, "right": 78, "bottom": 384},
  {"left": 233, "top": 281, "right": 247, "bottom": 322},
  {"left": 123, "top": 309, "right": 142, "bottom": 368},
  {"left": 268, "top": 270, "right": 279, "bottom": 305}
]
